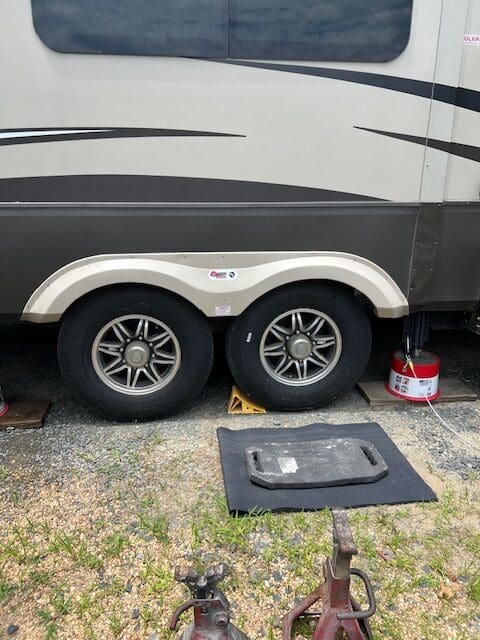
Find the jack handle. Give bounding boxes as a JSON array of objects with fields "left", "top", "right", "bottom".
[
  {"left": 337, "top": 569, "right": 376, "bottom": 621},
  {"left": 170, "top": 599, "right": 196, "bottom": 631}
]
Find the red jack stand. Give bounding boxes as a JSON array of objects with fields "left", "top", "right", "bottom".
[
  {"left": 283, "top": 509, "right": 376, "bottom": 640},
  {"left": 170, "top": 564, "right": 250, "bottom": 640}
]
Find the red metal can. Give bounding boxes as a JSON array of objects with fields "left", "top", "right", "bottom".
[{"left": 386, "top": 350, "right": 440, "bottom": 402}]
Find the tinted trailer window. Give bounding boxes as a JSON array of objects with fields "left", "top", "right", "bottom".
[
  {"left": 229, "top": 0, "right": 413, "bottom": 62},
  {"left": 31, "top": 0, "right": 228, "bottom": 57},
  {"left": 32, "top": 0, "right": 413, "bottom": 62}
]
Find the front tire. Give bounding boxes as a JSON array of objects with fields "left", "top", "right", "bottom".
[
  {"left": 58, "top": 287, "right": 214, "bottom": 421},
  {"left": 226, "top": 283, "right": 371, "bottom": 411}
]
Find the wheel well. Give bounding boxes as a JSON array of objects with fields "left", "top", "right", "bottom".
[
  {"left": 59, "top": 282, "right": 206, "bottom": 322},
  {"left": 237, "top": 279, "right": 373, "bottom": 315}
]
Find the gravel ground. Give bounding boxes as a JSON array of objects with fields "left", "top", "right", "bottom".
[
  {"left": 1, "top": 318, "right": 479, "bottom": 479},
  {"left": 0, "top": 318, "right": 479, "bottom": 639}
]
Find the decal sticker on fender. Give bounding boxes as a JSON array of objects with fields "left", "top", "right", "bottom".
[
  {"left": 215, "top": 305, "right": 232, "bottom": 316},
  {"left": 208, "top": 269, "right": 238, "bottom": 281}
]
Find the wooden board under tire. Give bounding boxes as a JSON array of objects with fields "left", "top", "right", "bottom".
[
  {"left": 0, "top": 400, "right": 50, "bottom": 430},
  {"left": 357, "top": 378, "right": 477, "bottom": 407}
]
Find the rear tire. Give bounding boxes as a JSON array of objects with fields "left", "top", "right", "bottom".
[
  {"left": 58, "top": 287, "right": 214, "bottom": 421},
  {"left": 226, "top": 282, "right": 371, "bottom": 411}
]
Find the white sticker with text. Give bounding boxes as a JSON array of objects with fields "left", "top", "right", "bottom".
[
  {"left": 208, "top": 269, "right": 238, "bottom": 281},
  {"left": 278, "top": 457, "right": 299, "bottom": 474},
  {"left": 215, "top": 305, "right": 232, "bottom": 316},
  {"left": 464, "top": 34, "right": 480, "bottom": 46}
]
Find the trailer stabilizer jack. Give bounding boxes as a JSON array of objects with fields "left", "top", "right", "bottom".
[
  {"left": 171, "top": 564, "right": 250, "bottom": 640},
  {"left": 283, "top": 509, "right": 376, "bottom": 640}
]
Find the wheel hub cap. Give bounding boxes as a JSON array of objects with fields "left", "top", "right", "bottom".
[
  {"left": 286, "top": 334, "right": 313, "bottom": 360},
  {"left": 124, "top": 341, "right": 151, "bottom": 368}
]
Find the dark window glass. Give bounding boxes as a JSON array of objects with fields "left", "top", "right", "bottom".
[
  {"left": 31, "top": 1, "right": 413, "bottom": 62},
  {"left": 31, "top": 0, "right": 227, "bottom": 57},
  {"left": 229, "top": 0, "right": 413, "bottom": 62}
]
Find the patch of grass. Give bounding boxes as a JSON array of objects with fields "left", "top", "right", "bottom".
[
  {"left": 2, "top": 526, "right": 41, "bottom": 566},
  {"left": 9, "top": 482, "right": 23, "bottom": 505},
  {"left": 51, "top": 586, "right": 73, "bottom": 617},
  {"left": 28, "top": 569, "right": 52, "bottom": 588},
  {"left": 0, "top": 573, "right": 15, "bottom": 603},
  {"left": 38, "top": 610, "right": 58, "bottom": 639},
  {"left": 137, "top": 499, "right": 169, "bottom": 543},
  {"left": 49, "top": 532, "right": 103, "bottom": 570},
  {"left": 141, "top": 559, "right": 174, "bottom": 601},
  {"left": 468, "top": 572, "right": 480, "bottom": 603},
  {"left": 194, "top": 497, "right": 261, "bottom": 550},
  {"left": 103, "top": 531, "right": 129, "bottom": 557},
  {"left": 108, "top": 614, "right": 126, "bottom": 638}
]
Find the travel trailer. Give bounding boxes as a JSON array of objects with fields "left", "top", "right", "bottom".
[{"left": 0, "top": 0, "right": 479, "bottom": 419}]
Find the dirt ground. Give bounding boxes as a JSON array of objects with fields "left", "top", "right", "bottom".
[{"left": 0, "top": 319, "right": 479, "bottom": 640}]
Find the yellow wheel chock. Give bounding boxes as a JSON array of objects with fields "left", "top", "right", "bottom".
[{"left": 228, "top": 386, "right": 266, "bottom": 414}]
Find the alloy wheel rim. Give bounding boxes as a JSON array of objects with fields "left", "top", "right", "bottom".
[
  {"left": 259, "top": 308, "right": 342, "bottom": 386},
  {"left": 92, "top": 314, "right": 181, "bottom": 396}
]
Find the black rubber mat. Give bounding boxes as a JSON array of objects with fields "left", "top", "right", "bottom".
[{"left": 217, "top": 423, "right": 436, "bottom": 513}]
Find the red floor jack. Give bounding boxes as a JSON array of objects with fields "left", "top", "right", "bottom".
[
  {"left": 170, "top": 564, "right": 250, "bottom": 640},
  {"left": 283, "top": 509, "right": 376, "bottom": 640}
]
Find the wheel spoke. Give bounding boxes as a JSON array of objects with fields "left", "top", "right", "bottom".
[
  {"left": 98, "top": 341, "right": 123, "bottom": 355},
  {"left": 294, "top": 361, "right": 302, "bottom": 379},
  {"left": 295, "top": 312, "right": 305, "bottom": 333},
  {"left": 271, "top": 324, "right": 290, "bottom": 341},
  {"left": 276, "top": 357, "right": 294, "bottom": 375},
  {"left": 302, "top": 359, "right": 308, "bottom": 378},
  {"left": 149, "top": 363, "right": 163, "bottom": 381},
  {"left": 105, "top": 362, "right": 128, "bottom": 377},
  {"left": 315, "top": 336, "right": 336, "bottom": 349},
  {"left": 152, "top": 332, "right": 171, "bottom": 349},
  {"left": 103, "top": 356, "right": 123, "bottom": 373},
  {"left": 308, "top": 353, "right": 328, "bottom": 368},
  {"left": 113, "top": 322, "right": 132, "bottom": 342},
  {"left": 134, "top": 318, "right": 147, "bottom": 338},
  {"left": 152, "top": 350, "right": 176, "bottom": 365},
  {"left": 306, "top": 316, "right": 325, "bottom": 336},
  {"left": 132, "top": 369, "right": 142, "bottom": 387},
  {"left": 143, "top": 366, "right": 159, "bottom": 384},
  {"left": 263, "top": 341, "right": 285, "bottom": 357}
]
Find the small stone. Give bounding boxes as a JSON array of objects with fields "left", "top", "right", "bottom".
[
  {"left": 7, "top": 625, "right": 19, "bottom": 636},
  {"left": 124, "top": 582, "right": 133, "bottom": 593},
  {"left": 127, "top": 521, "right": 139, "bottom": 532},
  {"left": 272, "top": 570, "right": 282, "bottom": 581},
  {"left": 131, "top": 609, "right": 140, "bottom": 620}
]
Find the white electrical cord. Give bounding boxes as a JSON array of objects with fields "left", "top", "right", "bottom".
[{"left": 404, "top": 338, "right": 480, "bottom": 452}]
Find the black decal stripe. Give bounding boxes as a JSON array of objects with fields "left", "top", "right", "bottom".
[
  {"left": 212, "top": 60, "right": 480, "bottom": 113},
  {"left": 0, "top": 127, "right": 244, "bottom": 146},
  {"left": 0, "top": 175, "right": 382, "bottom": 203},
  {"left": 356, "top": 127, "right": 480, "bottom": 164}
]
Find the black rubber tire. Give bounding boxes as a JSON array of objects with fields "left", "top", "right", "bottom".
[
  {"left": 57, "top": 287, "right": 214, "bottom": 421},
  {"left": 226, "top": 282, "right": 372, "bottom": 411}
]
